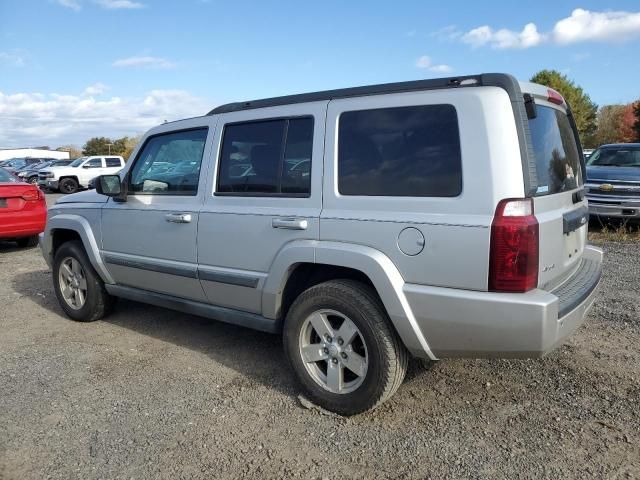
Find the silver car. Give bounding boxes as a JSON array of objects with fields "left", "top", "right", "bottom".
[{"left": 40, "top": 73, "right": 602, "bottom": 415}]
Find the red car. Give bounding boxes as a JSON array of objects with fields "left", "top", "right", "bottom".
[{"left": 0, "top": 167, "right": 47, "bottom": 247}]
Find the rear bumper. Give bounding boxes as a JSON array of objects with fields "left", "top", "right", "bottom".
[
  {"left": 405, "top": 246, "right": 603, "bottom": 359},
  {"left": 0, "top": 210, "right": 47, "bottom": 239}
]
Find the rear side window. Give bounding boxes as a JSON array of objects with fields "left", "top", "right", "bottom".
[
  {"left": 105, "top": 157, "right": 122, "bottom": 167},
  {"left": 338, "top": 105, "right": 462, "bottom": 197},
  {"left": 217, "top": 117, "right": 313, "bottom": 196},
  {"left": 528, "top": 105, "right": 582, "bottom": 195}
]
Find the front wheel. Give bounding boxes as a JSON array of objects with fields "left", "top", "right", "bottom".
[
  {"left": 28, "top": 176, "right": 39, "bottom": 185},
  {"left": 58, "top": 178, "right": 79, "bottom": 194},
  {"left": 53, "top": 240, "right": 115, "bottom": 322},
  {"left": 283, "top": 279, "right": 408, "bottom": 415}
]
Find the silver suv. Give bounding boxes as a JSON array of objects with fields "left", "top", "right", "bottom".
[{"left": 40, "top": 74, "right": 603, "bottom": 415}]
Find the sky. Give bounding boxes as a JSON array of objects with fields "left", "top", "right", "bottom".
[{"left": 1, "top": 0, "right": 639, "bottom": 148}]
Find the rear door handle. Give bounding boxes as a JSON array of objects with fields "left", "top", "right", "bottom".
[
  {"left": 272, "top": 217, "right": 308, "bottom": 230},
  {"left": 165, "top": 213, "right": 192, "bottom": 224}
]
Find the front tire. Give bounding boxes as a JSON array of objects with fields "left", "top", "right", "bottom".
[
  {"left": 53, "top": 240, "right": 115, "bottom": 322},
  {"left": 59, "top": 178, "right": 79, "bottom": 194},
  {"left": 283, "top": 279, "right": 408, "bottom": 415}
]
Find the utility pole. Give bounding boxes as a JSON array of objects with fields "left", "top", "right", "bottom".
[{"left": 106, "top": 143, "right": 113, "bottom": 155}]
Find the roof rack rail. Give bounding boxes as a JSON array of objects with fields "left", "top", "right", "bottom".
[{"left": 207, "top": 73, "right": 521, "bottom": 115}]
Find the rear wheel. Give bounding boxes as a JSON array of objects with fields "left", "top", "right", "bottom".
[
  {"left": 16, "top": 235, "right": 39, "bottom": 248},
  {"left": 283, "top": 279, "right": 408, "bottom": 415},
  {"left": 59, "top": 178, "right": 79, "bottom": 194},
  {"left": 53, "top": 240, "right": 115, "bottom": 322}
]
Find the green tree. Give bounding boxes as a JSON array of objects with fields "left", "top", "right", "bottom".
[
  {"left": 82, "top": 137, "right": 127, "bottom": 156},
  {"left": 530, "top": 70, "right": 598, "bottom": 146}
]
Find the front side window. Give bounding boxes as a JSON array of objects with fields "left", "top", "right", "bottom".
[
  {"left": 84, "top": 158, "right": 103, "bottom": 168},
  {"left": 129, "top": 128, "right": 208, "bottom": 196},
  {"left": 338, "top": 104, "right": 462, "bottom": 197},
  {"left": 217, "top": 117, "right": 314, "bottom": 196}
]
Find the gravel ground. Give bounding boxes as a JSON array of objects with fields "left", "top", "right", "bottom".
[{"left": 1, "top": 194, "right": 639, "bottom": 479}]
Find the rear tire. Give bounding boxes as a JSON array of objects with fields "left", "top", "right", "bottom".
[
  {"left": 53, "top": 240, "right": 115, "bottom": 322},
  {"left": 16, "top": 235, "right": 39, "bottom": 248},
  {"left": 59, "top": 178, "right": 79, "bottom": 194},
  {"left": 283, "top": 279, "right": 408, "bottom": 415}
]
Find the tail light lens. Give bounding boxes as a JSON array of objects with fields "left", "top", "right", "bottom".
[
  {"left": 21, "top": 189, "right": 44, "bottom": 202},
  {"left": 489, "top": 198, "right": 539, "bottom": 292}
]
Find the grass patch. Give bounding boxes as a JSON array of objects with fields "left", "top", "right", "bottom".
[{"left": 588, "top": 220, "right": 640, "bottom": 243}]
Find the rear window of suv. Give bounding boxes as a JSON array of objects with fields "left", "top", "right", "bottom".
[
  {"left": 338, "top": 104, "right": 462, "bottom": 197},
  {"left": 528, "top": 105, "right": 582, "bottom": 196}
]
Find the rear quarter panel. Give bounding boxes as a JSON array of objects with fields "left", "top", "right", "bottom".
[{"left": 321, "top": 87, "right": 525, "bottom": 290}]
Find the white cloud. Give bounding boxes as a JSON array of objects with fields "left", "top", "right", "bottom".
[
  {"left": 82, "top": 83, "right": 109, "bottom": 96},
  {"left": 462, "top": 23, "right": 545, "bottom": 49},
  {"left": 459, "top": 8, "right": 640, "bottom": 49},
  {"left": 94, "top": 0, "right": 145, "bottom": 9},
  {"left": 553, "top": 8, "right": 640, "bottom": 44},
  {"left": 415, "top": 56, "right": 453, "bottom": 73},
  {"left": 55, "top": 0, "right": 81, "bottom": 10},
  {"left": 0, "top": 87, "right": 210, "bottom": 147},
  {"left": 431, "top": 25, "right": 462, "bottom": 41},
  {"left": 0, "top": 51, "right": 26, "bottom": 67},
  {"left": 54, "top": 0, "right": 145, "bottom": 9},
  {"left": 112, "top": 56, "right": 175, "bottom": 68}
]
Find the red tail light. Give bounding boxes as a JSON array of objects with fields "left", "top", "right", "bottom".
[
  {"left": 547, "top": 89, "right": 564, "bottom": 105},
  {"left": 21, "top": 188, "right": 43, "bottom": 202},
  {"left": 489, "top": 198, "right": 539, "bottom": 292}
]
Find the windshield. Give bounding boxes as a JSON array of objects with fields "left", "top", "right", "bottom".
[
  {"left": 69, "top": 157, "right": 87, "bottom": 167},
  {"left": 0, "top": 168, "right": 17, "bottom": 182},
  {"left": 587, "top": 147, "right": 640, "bottom": 167},
  {"left": 528, "top": 105, "right": 583, "bottom": 196}
]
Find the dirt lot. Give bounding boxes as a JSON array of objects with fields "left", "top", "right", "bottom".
[{"left": 1, "top": 194, "right": 639, "bottom": 479}]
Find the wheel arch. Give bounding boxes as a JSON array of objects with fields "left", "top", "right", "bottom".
[
  {"left": 262, "top": 240, "right": 435, "bottom": 360},
  {"left": 44, "top": 214, "right": 114, "bottom": 284}
]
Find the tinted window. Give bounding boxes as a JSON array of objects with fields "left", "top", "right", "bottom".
[
  {"left": 85, "top": 158, "right": 103, "bottom": 168},
  {"left": 0, "top": 168, "right": 17, "bottom": 182},
  {"left": 587, "top": 147, "right": 640, "bottom": 167},
  {"left": 338, "top": 105, "right": 462, "bottom": 197},
  {"left": 528, "top": 105, "right": 582, "bottom": 195},
  {"left": 105, "top": 157, "right": 122, "bottom": 167},
  {"left": 129, "top": 128, "right": 207, "bottom": 196},
  {"left": 217, "top": 117, "right": 313, "bottom": 195}
]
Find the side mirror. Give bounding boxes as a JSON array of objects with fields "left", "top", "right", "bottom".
[{"left": 96, "top": 175, "right": 123, "bottom": 198}]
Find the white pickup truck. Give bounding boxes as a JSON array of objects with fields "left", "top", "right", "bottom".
[{"left": 38, "top": 156, "right": 125, "bottom": 194}]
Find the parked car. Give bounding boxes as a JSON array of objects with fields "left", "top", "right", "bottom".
[
  {"left": 3, "top": 157, "right": 56, "bottom": 175},
  {"left": 38, "top": 156, "right": 125, "bottom": 194},
  {"left": 0, "top": 167, "right": 47, "bottom": 247},
  {"left": 585, "top": 143, "right": 640, "bottom": 220},
  {"left": 16, "top": 159, "right": 73, "bottom": 184},
  {"left": 40, "top": 73, "right": 602, "bottom": 415}
]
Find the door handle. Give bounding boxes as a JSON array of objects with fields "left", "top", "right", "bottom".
[
  {"left": 165, "top": 213, "right": 192, "bottom": 224},
  {"left": 272, "top": 217, "right": 308, "bottom": 230}
]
